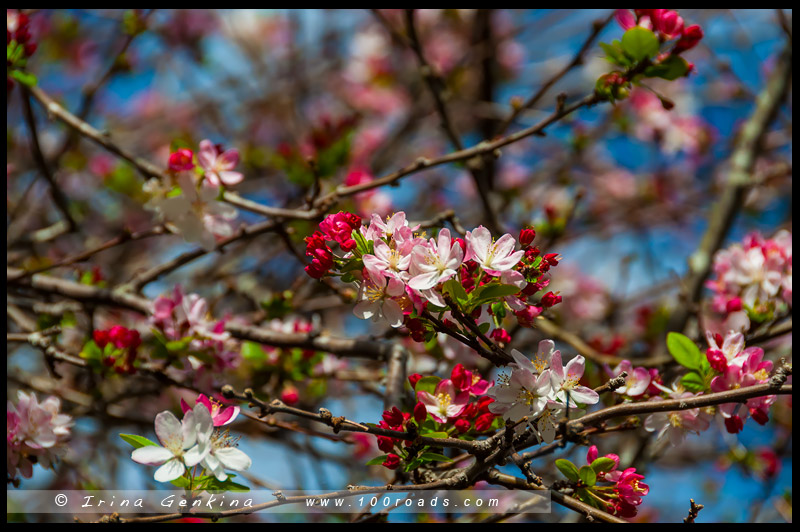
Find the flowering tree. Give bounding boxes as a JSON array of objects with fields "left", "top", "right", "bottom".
[{"left": 6, "top": 9, "right": 792, "bottom": 523}]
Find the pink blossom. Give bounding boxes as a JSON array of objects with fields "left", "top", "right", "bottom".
[
  {"left": 644, "top": 387, "right": 711, "bottom": 446},
  {"left": 464, "top": 226, "right": 524, "bottom": 275},
  {"left": 353, "top": 268, "right": 406, "bottom": 328},
  {"left": 605, "top": 360, "right": 651, "bottom": 397},
  {"left": 608, "top": 467, "right": 649, "bottom": 507},
  {"left": 197, "top": 139, "right": 243, "bottom": 187},
  {"left": 417, "top": 379, "right": 469, "bottom": 423},
  {"left": 7, "top": 391, "right": 73, "bottom": 480},
  {"left": 408, "top": 228, "right": 464, "bottom": 291},
  {"left": 549, "top": 351, "right": 599, "bottom": 405},
  {"left": 363, "top": 238, "right": 413, "bottom": 281},
  {"left": 181, "top": 394, "right": 240, "bottom": 426}
]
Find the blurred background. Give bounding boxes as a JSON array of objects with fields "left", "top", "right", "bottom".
[{"left": 7, "top": 9, "right": 792, "bottom": 523}]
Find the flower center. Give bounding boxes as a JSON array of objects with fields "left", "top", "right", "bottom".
[
  {"left": 436, "top": 392, "right": 452, "bottom": 412},
  {"left": 365, "top": 285, "right": 385, "bottom": 303}
]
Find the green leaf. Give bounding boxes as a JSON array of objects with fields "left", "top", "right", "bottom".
[
  {"left": 599, "top": 40, "right": 632, "bottom": 67},
  {"left": 403, "top": 458, "right": 422, "bottom": 473},
  {"left": 119, "top": 433, "right": 159, "bottom": 449},
  {"left": 578, "top": 465, "right": 597, "bottom": 487},
  {"left": 621, "top": 27, "right": 660, "bottom": 62},
  {"left": 666, "top": 332, "right": 703, "bottom": 370},
  {"left": 203, "top": 475, "right": 250, "bottom": 493},
  {"left": 442, "top": 279, "right": 469, "bottom": 306},
  {"left": 166, "top": 339, "right": 189, "bottom": 352},
  {"left": 643, "top": 55, "right": 689, "bottom": 80},
  {"left": 80, "top": 340, "right": 102, "bottom": 361},
  {"left": 680, "top": 371, "right": 706, "bottom": 393},
  {"left": 241, "top": 341, "right": 266, "bottom": 362},
  {"left": 422, "top": 431, "right": 449, "bottom": 439},
  {"left": 472, "top": 283, "right": 521, "bottom": 305},
  {"left": 170, "top": 475, "right": 191, "bottom": 488},
  {"left": 340, "top": 258, "right": 365, "bottom": 273},
  {"left": 414, "top": 376, "right": 441, "bottom": 395},
  {"left": 365, "top": 455, "right": 391, "bottom": 466},
  {"left": 555, "top": 459, "right": 580, "bottom": 482},
  {"left": 590, "top": 457, "right": 616, "bottom": 474}
]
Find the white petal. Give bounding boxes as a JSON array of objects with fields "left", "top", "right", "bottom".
[
  {"left": 154, "top": 458, "right": 186, "bottom": 483},
  {"left": 154, "top": 411, "right": 182, "bottom": 447},
  {"left": 131, "top": 446, "right": 173, "bottom": 466},
  {"left": 214, "top": 447, "right": 252, "bottom": 471}
]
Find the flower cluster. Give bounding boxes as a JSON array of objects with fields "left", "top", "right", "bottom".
[
  {"left": 7, "top": 391, "right": 73, "bottom": 482},
  {"left": 706, "top": 330, "right": 776, "bottom": 433},
  {"left": 597, "top": 10, "right": 703, "bottom": 103},
  {"left": 92, "top": 325, "right": 142, "bottom": 374},
  {"left": 130, "top": 394, "right": 250, "bottom": 484},
  {"left": 487, "top": 340, "right": 599, "bottom": 443},
  {"left": 7, "top": 10, "right": 37, "bottom": 92},
  {"left": 304, "top": 211, "right": 362, "bottom": 278},
  {"left": 639, "top": 330, "right": 781, "bottom": 446},
  {"left": 370, "top": 366, "right": 497, "bottom": 472},
  {"left": 144, "top": 139, "right": 243, "bottom": 251},
  {"left": 706, "top": 230, "right": 792, "bottom": 332},
  {"left": 151, "top": 286, "right": 238, "bottom": 376},
  {"left": 615, "top": 10, "right": 703, "bottom": 53},
  {"left": 304, "top": 211, "right": 559, "bottom": 357},
  {"left": 556, "top": 445, "right": 650, "bottom": 518}
]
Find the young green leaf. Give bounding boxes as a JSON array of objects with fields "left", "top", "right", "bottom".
[
  {"left": 666, "top": 332, "right": 703, "bottom": 370},
  {"left": 119, "top": 434, "right": 159, "bottom": 449},
  {"left": 555, "top": 458, "right": 580, "bottom": 482},
  {"left": 680, "top": 371, "right": 706, "bottom": 393},
  {"left": 578, "top": 465, "right": 597, "bottom": 486},
  {"left": 621, "top": 27, "right": 660, "bottom": 62},
  {"left": 590, "top": 457, "right": 617, "bottom": 474}
]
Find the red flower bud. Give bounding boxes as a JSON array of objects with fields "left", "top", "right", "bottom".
[
  {"left": 725, "top": 297, "right": 743, "bottom": 313},
  {"left": 461, "top": 403, "right": 478, "bottom": 420},
  {"left": 168, "top": 148, "right": 195, "bottom": 172},
  {"left": 93, "top": 330, "right": 110, "bottom": 348},
  {"left": 724, "top": 415, "right": 744, "bottom": 434},
  {"left": 543, "top": 253, "right": 561, "bottom": 267},
  {"left": 281, "top": 387, "right": 299, "bottom": 405},
  {"left": 673, "top": 24, "right": 703, "bottom": 54},
  {"left": 408, "top": 373, "right": 423, "bottom": 389},
  {"left": 476, "top": 396, "right": 495, "bottom": 414},
  {"left": 382, "top": 406, "right": 404, "bottom": 428},
  {"left": 750, "top": 408, "right": 769, "bottom": 426},
  {"left": 382, "top": 453, "right": 401, "bottom": 470},
  {"left": 706, "top": 349, "right": 727, "bottom": 373},
  {"left": 451, "top": 364, "right": 471, "bottom": 391},
  {"left": 454, "top": 419, "right": 471, "bottom": 434},
  {"left": 490, "top": 328, "right": 511, "bottom": 344},
  {"left": 413, "top": 402, "right": 427, "bottom": 424},
  {"left": 377, "top": 436, "right": 395, "bottom": 453},
  {"left": 475, "top": 413, "right": 494, "bottom": 432},
  {"left": 519, "top": 228, "right": 536, "bottom": 246},
  {"left": 540, "top": 291, "right": 562, "bottom": 308}
]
